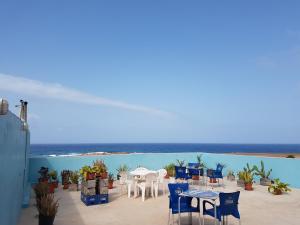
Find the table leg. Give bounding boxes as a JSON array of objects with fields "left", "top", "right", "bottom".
[
  {"left": 178, "top": 196, "right": 181, "bottom": 225},
  {"left": 198, "top": 198, "right": 202, "bottom": 225},
  {"left": 214, "top": 199, "right": 217, "bottom": 225}
]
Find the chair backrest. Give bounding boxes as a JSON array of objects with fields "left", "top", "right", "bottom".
[
  {"left": 216, "top": 163, "right": 224, "bottom": 172},
  {"left": 175, "top": 166, "right": 187, "bottom": 179},
  {"left": 119, "top": 171, "right": 128, "bottom": 185},
  {"left": 168, "top": 183, "right": 189, "bottom": 206},
  {"left": 145, "top": 172, "right": 158, "bottom": 185},
  {"left": 188, "top": 168, "right": 203, "bottom": 176},
  {"left": 219, "top": 191, "right": 240, "bottom": 216},
  {"left": 157, "top": 169, "right": 167, "bottom": 183},
  {"left": 188, "top": 162, "right": 200, "bottom": 168}
]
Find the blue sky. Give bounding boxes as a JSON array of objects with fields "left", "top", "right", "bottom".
[{"left": 0, "top": 1, "right": 300, "bottom": 144}]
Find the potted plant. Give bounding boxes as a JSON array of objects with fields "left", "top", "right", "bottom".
[
  {"left": 79, "top": 165, "right": 95, "bottom": 180},
  {"left": 254, "top": 161, "right": 272, "bottom": 186},
  {"left": 37, "top": 194, "right": 59, "bottom": 225},
  {"left": 108, "top": 173, "right": 114, "bottom": 189},
  {"left": 268, "top": 178, "right": 291, "bottom": 195},
  {"left": 196, "top": 154, "right": 206, "bottom": 168},
  {"left": 243, "top": 171, "right": 254, "bottom": 191},
  {"left": 227, "top": 170, "right": 235, "bottom": 181},
  {"left": 34, "top": 182, "right": 49, "bottom": 201},
  {"left": 176, "top": 159, "right": 185, "bottom": 167},
  {"left": 61, "top": 170, "right": 71, "bottom": 189},
  {"left": 93, "top": 160, "right": 107, "bottom": 179},
  {"left": 236, "top": 171, "right": 245, "bottom": 187},
  {"left": 38, "top": 167, "right": 49, "bottom": 183},
  {"left": 164, "top": 163, "right": 175, "bottom": 179},
  {"left": 49, "top": 170, "right": 58, "bottom": 189},
  {"left": 116, "top": 164, "right": 129, "bottom": 180},
  {"left": 69, "top": 171, "right": 79, "bottom": 191}
]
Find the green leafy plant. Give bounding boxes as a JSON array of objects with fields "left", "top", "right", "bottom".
[
  {"left": 196, "top": 154, "right": 206, "bottom": 168},
  {"left": 243, "top": 163, "right": 255, "bottom": 174},
  {"left": 242, "top": 171, "right": 253, "bottom": 184},
  {"left": 164, "top": 163, "right": 175, "bottom": 177},
  {"left": 176, "top": 159, "right": 185, "bottom": 167},
  {"left": 79, "top": 165, "right": 93, "bottom": 178},
  {"left": 227, "top": 170, "right": 235, "bottom": 177},
  {"left": 93, "top": 160, "right": 107, "bottom": 174},
  {"left": 116, "top": 164, "right": 129, "bottom": 174},
  {"left": 253, "top": 161, "right": 272, "bottom": 179},
  {"left": 237, "top": 171, "right": 244, "bottom": 180},
  {"left": 268, "top": 178, "right": 291, "bottom": 195},
  {"left": 37, "top": 194, "right": 59, "bottom": 216},
  {"left": 70, "top": 171, "right": 80, "bottom": 184},
  {"left": 48, "top": 170, "right": 57, "bottom": 183}
]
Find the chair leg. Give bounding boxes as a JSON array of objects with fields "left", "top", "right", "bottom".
[
  {"left": 142, "top": 187, "right": 145, "bottom": 201},
  {"left": 239, "top": 218, "right": 241, "bottom": 225},
  {"left": 189, "top": 212, "right": 192, "bottom": 224},
  {"left": 172, "top": 214, "right": 174, "bottom": 225},
  {"left": 202, "top": 215, "right": 205, "bottom": 225},
  {"left": 198, "top": 210, "right": 201, "bottom": 225},
  {"left": 127, "top": 184, "right": 131, "bottom": 198},
  {"left": 167, "top": 209, "right": 170, "bottom": 225}
]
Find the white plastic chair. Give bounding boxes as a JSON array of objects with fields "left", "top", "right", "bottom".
[
  {"left": 135, "top": 173, "right": 158, "bottom": 201},
  {"left": 119, "top": 172, "right": 135, "bottom": 198},
  {"left": 155, "top": 169, "right": 167, "bottom": 197}
]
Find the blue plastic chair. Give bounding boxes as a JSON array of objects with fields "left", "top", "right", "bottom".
[
  {"left": 207, "top": 163, "right": 224, "bottom": 185},
  {"left": 202, "top": 191, "right": 241, "bottom": 225},
  {"left": 175, "top": 166, "right": 192, "bottom": 180},
  {"left": 168, "top": 183, "right": 200, "bottom": 225},
  {"left": 188, "top": 162, "right": 200, "bottom": 168}
]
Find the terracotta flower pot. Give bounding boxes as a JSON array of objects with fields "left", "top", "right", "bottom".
[
  {"left": 101, "top": 172, "right": 108, "bottom": 179},
  {"left": 48, "top": 183, "right": 55, "bottom": 193},
  {"left": 53, "top": 181, "right": 58, "bottom": 188},
  {"left": 87, "top": 173, "right": 95, "bottom": 180},
  {"left": 63, "top": 183, "right": 69, "bottom": 190},
  {"left": 192, "top": 175, "right": 199, "bottom": 180},
  {"left": 108, "top": 181, "right": 114, "bottom": 189},
  {"left": 244, "top": 182, "right": 253, "bottom": 191},
  {"left": 209, "top": 178, "right": 217, "bottom": 183},
  {"left": 273, "top": 189, "right": 282, "bottom": 195},
  {"left": 164, "top": 174, "right": 170, "bottom": 179}
]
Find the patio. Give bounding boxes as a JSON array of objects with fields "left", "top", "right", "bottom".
[{"left": 18, "top": 179, "right": 300, "bottom": 225}]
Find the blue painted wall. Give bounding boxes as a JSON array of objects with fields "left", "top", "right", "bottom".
[
  {"left": 29, "top": 152, "right": 300, "bottom": 188},
  {"left": 0, "top": 111, "right": 30, "bottom": 225}
]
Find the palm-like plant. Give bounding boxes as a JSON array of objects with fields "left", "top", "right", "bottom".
[
  {"left": 196, "top": 154, "right": 206, "bottom": 168},
  {"left": 254, "top": 161, "right": 272, "bottom": 179},
  {"left": 176, "top": 159, "right": 185, "bottom": 167},
  {"left": 268, "top": 178, "right": 291, "bottom": 195},
  {"left": 164, "top": 163, "right": 175, "bottom": 177},
  {"left": 243, "top": 163, "right": 255, "bottom": 174},
  {"left": 242, "top": 171, "right": 253, "bottom": 184}
]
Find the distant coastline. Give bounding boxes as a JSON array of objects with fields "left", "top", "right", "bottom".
[{"left": 30, "top": 143, "right": 300, "bottom": 158}]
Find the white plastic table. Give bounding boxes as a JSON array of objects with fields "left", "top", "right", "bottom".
[
  {"left": 130, "top": 168, "right": 158, "bottom": 199},
  {"left": 178, "top": 190, "right": 219, "bottom": 225},
  {"left": 130, "top": 169, "right": 157, "bottom": 177}
]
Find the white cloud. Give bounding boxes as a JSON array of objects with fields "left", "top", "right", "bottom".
[{"left": 0, "top": 73, "right": 173, "bottom": 117}]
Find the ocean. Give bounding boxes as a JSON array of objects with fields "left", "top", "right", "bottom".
[{"left": 30, "top": 143, "right": 300, "bottom": 157}]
